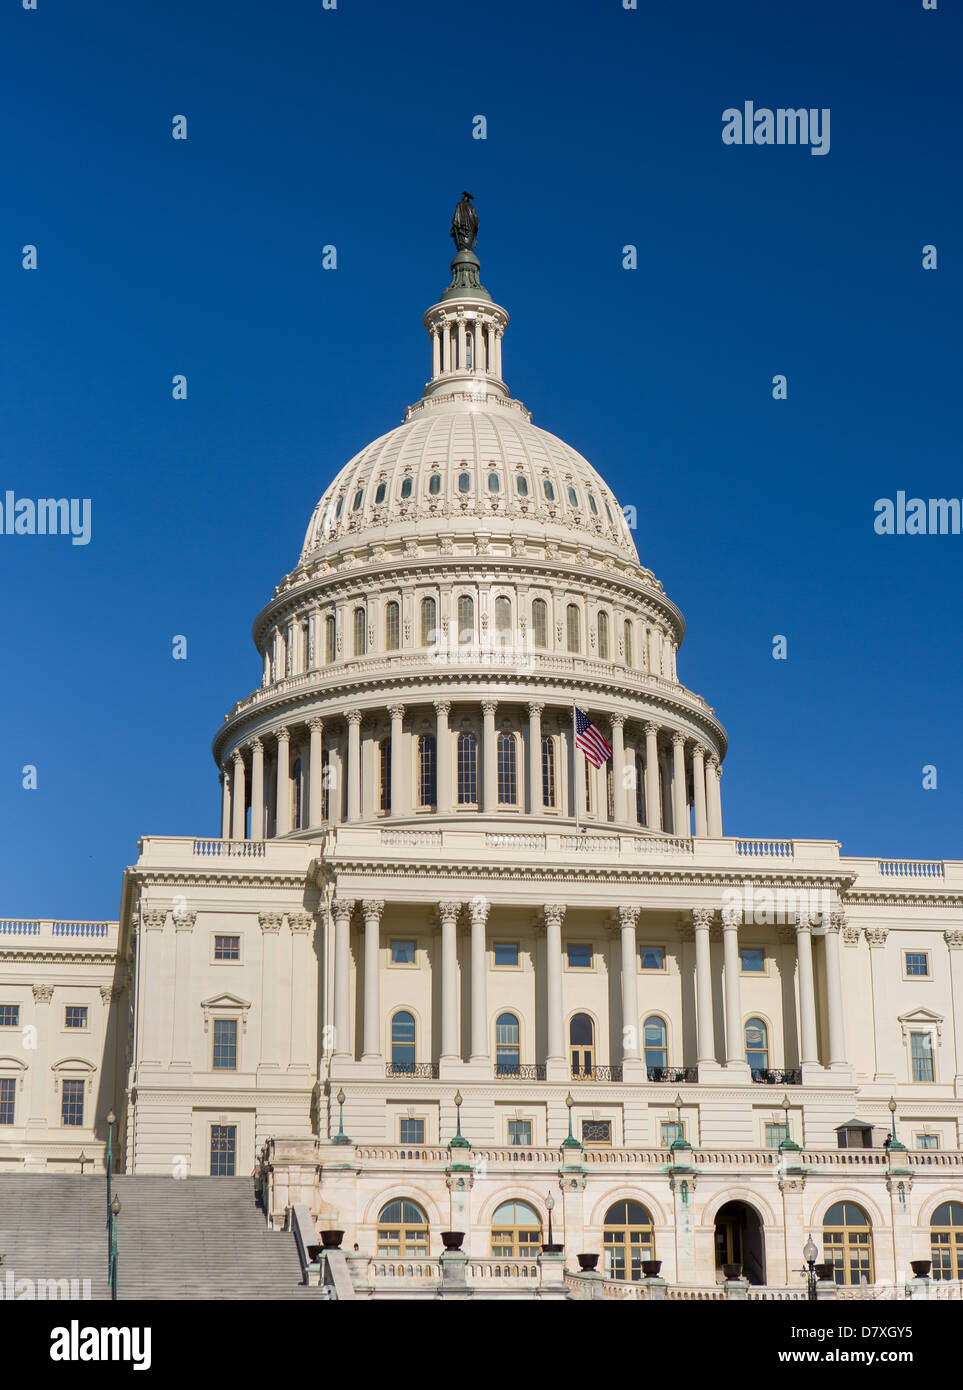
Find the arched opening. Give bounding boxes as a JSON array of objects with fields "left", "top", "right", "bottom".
[
  {"left": 495, "top": 1012, "right": 520, "bottom": 1076},
  {"left": 823, "top": 1201, "right": 873, "bottom": 1285},
  {"left": 384, "top": 600, "right": 400, "bottom": 651},
  {"left": 420, "top": 596, "right": 437, "bottom": 647},
  {"left": 377, "top": 1199, "right": 428, "bottom": 1257},
  {"left": 496, "top": 732, "right": 517, "bottom": 805},
  {"left": 931, "top": 1201, "right": 963, "bottom": 1280},
  {"left": 531, "top": 597, "right": 548, "bottom": 649},
  {"left": 569, "top": 1013, "right": 595, "bottom": 1078},
  {"left": 603, "top": 1200, "right": 654, "bottom": 1281},
  {"left": 378, "top": 737, "right": 391, "bottom": 813},
  {"left": 491, "top": 1200, "right": 541, "bottom": 1257},
  {"left": 456, "top": 731, "right": 477, "bottom": 805},
  {"left": 745, "top": 1017, "right": 769, "bottom": 1074},
  {"left": 417, "top": 734, "right": 436, "bottom": 807},
  {"left": 390, "top": 1010, "right": 416, "bottom": 1073},
  {"left": 714, "top": 1200, "right": 766, "bottom": 1284}
]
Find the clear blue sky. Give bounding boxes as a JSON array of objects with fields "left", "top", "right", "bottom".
[{"left": 1, "top": 0, "right": 960, "bottom": 919}]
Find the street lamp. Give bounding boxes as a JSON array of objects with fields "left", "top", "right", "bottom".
[
  {"left": 670, "top": 1093, "right": 691, "bottom": 1151},
  {"left": 546, "top": 1191, "right": 555, "bottom": 1247},
  {"left": 561, "top": 1091, "right": 581, "bottom": 1150},
  {"left": 887, "top": 1096, "right": 906, "bottom": 1152},
  {"left": 78, "top": 1150, "right": 88, "bottom": 1176},
  {"left": 779, "top": 1093, "right": 801, "bottom": 1151},
  {"left": 332, "top": 1088, "right": 351, "bottom": 1144},
  {"left": 803, "top": 1234, "right": 818, "bottom": 1302},
  {"left": 450, "top": 1090, "right": 470, "bottom": 1150},
  {"left": 109, "top": 1196, "right": 121, "bottom": 1301},
  {"left": 105, "top": 1110, "right": 116, "bottom": 1207}
]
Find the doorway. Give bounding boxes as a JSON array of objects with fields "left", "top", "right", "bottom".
[{"left": 714, "top": 1200, "right": 766, "bottom": 1284}]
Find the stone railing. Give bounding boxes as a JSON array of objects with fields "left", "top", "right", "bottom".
[
  {"left": 192, "top": 838, "right": 266, "bottom": 858},
  {"left": 878, "top": 858, "right": 945, "bottom": 879},
  {"left": 367, "top": 1259, "right": 440, "bottom": 1283},
  {"left": 467, "top": 1259, "right": 539, "bottom": 1282},
  {"left": 0, "top": 918, "right": 116, "bottom": 941},
  {"left": 736, "top": 839, "right": 794, "bottom": 858}
]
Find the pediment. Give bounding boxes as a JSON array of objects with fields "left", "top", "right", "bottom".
[{"left": 898, "top": 1007, "right": 943, "bottom": 1041}]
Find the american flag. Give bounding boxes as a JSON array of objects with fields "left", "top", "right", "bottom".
[{"left": 574, "top": 707, "right": 612, "bottom": 768}]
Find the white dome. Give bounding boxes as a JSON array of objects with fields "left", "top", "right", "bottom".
[{"left": 300, "top": 400, "right": 638, "bottom": 563}]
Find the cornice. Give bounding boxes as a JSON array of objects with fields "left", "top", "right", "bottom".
[
  {"left": 323, "top": 858, "right": 855, "bottom": 891},
  {"left": 842, "top": 891, "right": 963, "bottom": 910},
  {"left": 0, "top": 950, "right": 122, "bottom": 966}
]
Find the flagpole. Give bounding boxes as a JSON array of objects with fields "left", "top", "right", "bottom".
[{"left": 573, "top": 702, "right": 581, "bottom": 834}]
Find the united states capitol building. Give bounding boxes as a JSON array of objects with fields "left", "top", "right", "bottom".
[{"left": 3, "top": 197, "right": 962, "bottom": 1300}]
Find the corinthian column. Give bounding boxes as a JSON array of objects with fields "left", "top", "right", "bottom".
[
  {"left": 435, "top": 701, "right": 452, "bottom": 814},
  {"left": 721, "top": 907, "right": 747, "bottom": 1072},
  {"left": 825, "top": 913, "right": 848, "bottom": 1069},
  {"left": 706, "top": 755, "right": 723, "bottom": 836},
  {"left": 691, "top": 744, "right": 708, "bottom": 838},
  {"left": 438, "top": 901, "right": 462, "bottom": 1064},
  {"left": 528, "top": 702, "right": 544, "bottom": 816},
  {"left": 544, "top": 903, "right": 566, "bottom": 1079},
  {"left": 643, "top": 723, "right": 662, "bottom": 831},
  {"left": 275, "top": 727, "right": 291, "bottom": 835},
  {"left": 346, "top": 710, "right": 362, "bottom": 821},
  {"left": 795, "top": 915, "right": 819, "bottom": 1066},
  {"left": 469, "top": 896, "right": 490, "bottom": 1064},
  {"left": 389, "top": 704, "right": 405, "bottom": 818},
  {"left": 220, "top": 768, "right": 231, "bottom": 839},
  {"left": 250, "top": 738, "right": 265, "bottom": 839},
  {"left": 307, "top": 718, "right": 323, "bottom": 827},
  {"left": 231, "top": 750, "right": 246, "bottom": 840},
  {"left": 481, "top": 700, "right": 498, "bottom": 812},
  {"left": 671, "top": 733, "right": 687, "bottom": 836},
  {"left": 610, "top": 715, "right": 626, "bottom": 824},
  {"left": 692, "top": 907, "right": 715, "bottom": 1066},
  {"left": 619, "top": 905, "right": 643, "bottom": 1078},
  {"left": 944, "top": 931, "right": 963, "bottom": 1091},
  {"left": 331, "top": 898, "right": 354, "bottom": 1062},
  {"left": 361, "top": 899, "right": 384, "bottom": 1062}
]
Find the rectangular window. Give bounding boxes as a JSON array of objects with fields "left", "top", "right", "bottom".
[
  {"left": 0, "top": 1077, "right": 15, "bottom": 1126},
  {"left": 399, "top": 1117, "right": 425, "bottom": 1144},
  {"left": 916, "top": 1133, "right": 939, "bottom": 1150},
  {"left": 581, "top": 1120, "right": 612, "bottom": 1147},
  {"left": 61, "top": 1079, "right": 85, "bottom": 1127},
  {"left": 494, "top": 942, "right": 519, "bottom": 967},
  {"left": 541, "top": 736, "right": 556, "bottom": 809},
  {"left": 508, "top": 1119, "right": 532, "bottom": 1146},
  {"left": 660, "top": 1120, "right": 684, "bottom": 1147},
  {"left": 391, "top": 940, "right": 416, "bottom": 965},
  {"left": 765, "top": 1122, "right": 789, "bottom": 1149},
  {"left": 214, "top": 935, "right": 241, "bottom": 961},
  {"left": 210, "top": 1124, "right": 237, "bottom": 1176},
  {"left": 640, "top": 946, "right": 665, "bottom": 970},
  {"left": 740, "top": 948, "right": 765, "bottom": 972},
  {"left": 911, "top": 1031, "right": 935, "bottom": 1082},
  {"left": 566, "top": 943, "right": 592, "bottom": 969},
  {"left": 64, "top": 1006, "right": 88, "bottom": 1030},
  {"left": 212, "top": 1018, "right": 238, "bottom": 1071},
  {"left": 0, "top": 1004, "right": 21, "bottom": 1028},
  {"left": 904, "top": 951, "right": 930, "bottom": 978}
]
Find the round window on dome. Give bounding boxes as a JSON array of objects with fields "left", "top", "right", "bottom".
[
  {"left": 543, "top": 479, "right": 556, "bottom": 502},
  {"left": 353, "top": 489, "right": 364, "bottom": 511},
  {"left": 400, "top": 478, "right": 413, "bottom": 500},
  {"left": 567, "top": 486, "right": 579, "bottom": 507},
  {"left": 488, "top": 472, "right": 500, "bottom": 493},
  {"left": 588, "top": 494, "right": 599, "bottom": 516},
  {"left": 375, "top": 482, "right": 386, "bottom": 504},
  {"left": 458, "top": 472, "right": 471, "bottom": 494},
  {"left": 516, "top": 475, "right": 529, "bottom": 498},
  {"left": 429, "top": 474, "right": 442, "bottom": 496},
  {"left": 335, "top": 496, "right": 344, "bottom": 518}
]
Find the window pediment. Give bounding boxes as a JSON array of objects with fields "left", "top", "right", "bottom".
[
  {"left": 201, "top": 993, "right": 252, "bottom": 1034},
  {"left": 898, "top": 1007, "right": 943, "bottom": 1042}
]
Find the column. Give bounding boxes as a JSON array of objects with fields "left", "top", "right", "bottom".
[
  {"left": 275, "top": 727, "right": 291, "bottom": 835},
  {"left": 647, "top": 627, "right": 660, "bottom": 674},
  {"left": 473, "top": 319, "right": 483, "bottom": 372},
  {"left": 706, "top": 755, "right": 723, "bottom": 835},
  {"left": 258, "top": 912, "right": 282, "bottom": 1070},
  {"left": 544, "top": 903, "right": 566, "bottom": 1076},
  {"left": 231, "top": 750, "right": 246, "bottom": 840},
  {"left": 346, "top": 710, "right": 362, "bottom": 821},
  {"left": 456, "top": 319, "right": 466, "bottom": 369},
  {"left": 442, "top": 325, "right": 451, "bottom": 372},
  {"left": 219, "top": 769, "right": 231, "bottom": 839},
  {"left": 866, "top": 927, "right": 894, "bottom": 1081},
  {"left": 387, "top": 704, "right": 405, "bottom": 818},
  {"left": 438, "top": 901, "right": 461, "bottom": 1062},
  {"left": 493, "top": 329, "right": 502, "bottom": 377},
  {"left": 170, "top": 910, "right": 195, "bottom": 1067},
  {"left": 619, "top": 905, "right": 642, "bottom": 1074},
  {"left": 945, "top": 931, "right": 963, "bottom": 1088},
  {"left": 795, "top": 915, "right": 819, "bottom": 1066},
  {"left": 361, "top": 899, "right": 384, "bottom": 1061},
  {"left": 307, "top": 718, "right": 323, "bottom": 827},
  {"left": 250, "top": 738, "right": 265, "bottom": 839},
  {"left": 431, "top": 325, "right": 440, "bottom": 377},
  {"left": 721, "top": 908, "right": 744, "bottom": 1067},
  {"left": 26, "top": 984, "right": 53, "bottom": 1135},
  {"left": 643, "top": 723, "right": 662, "bottom": 831},
  {"left": 825, "top": 913, "right": 848, "bottom": 1068},
  {"left": 671, "top": 734, "right": 688, "bottom": 837},
  {"left": 435, "top": 701, "right": 452, "bottom": 814},
  {"left": 692, "top": 908, "right": 715, "bottom": 1065},
  {"left": 528, "top": 702, "right": 543, "bottom": 816},
  {"left": 331, "top": 898, "right": 354, "bottom": 1060},
  {"left": 691, "top": 743, "right": 708, "bottom": 838},
  {"left": 481, "top": 700, "right": 498, "bottom": 812},
  {"left": 469, "top": 897, "right": 490, "bottom": 1063},
  {"left": 610, "top": 715, "right": 626, "bottom": 824},
  {"left": 288, "top": 913, "right": 314, "bottom": 1072}
]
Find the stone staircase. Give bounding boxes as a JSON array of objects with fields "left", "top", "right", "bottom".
[{"left": 1, "top": 1175, "right": 317, "bottom": 1300}]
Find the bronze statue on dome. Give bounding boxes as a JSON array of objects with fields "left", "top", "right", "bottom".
[{"left": 450, "top": 192, "right": 478, "bottom": 251}]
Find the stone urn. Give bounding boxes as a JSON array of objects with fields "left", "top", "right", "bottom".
[
  {"left": 722, "top": 1262, "right": 742, "bottom": 1280},
  {"left": 815, "top": 1263, "right": 836, "bottom": 1281},
  {"left": 440, "top": 1231, "right": 465, "bottom": 1251},
  {"left": 910, "top": 1259, "right": 931, "bottom": 1279},
  {"left": 319, "top": 1229, "right": 344, "bottom": 1250},
  {"left": 576, "top": 1253, "right": 600, "bottom": 1272},
  {"left": 641, "top": 1259, "right": 663, "bottom": 1278},
  {"left": 541, "top": 1243, "right": 564, "bottom": 1254}
]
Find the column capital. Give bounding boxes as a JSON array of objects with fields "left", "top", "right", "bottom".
[
  {"left": 437, "top": 900, "right": 463, "bottom": 927},
  {"left": 481, "top": 699, "right": 498, "bottom": 717},
  {"left": 643, "top": 721, "right": 660, "bottom": 738},
  {"left": 543, "top": 902, "right": 566, "bottom": 930},
  {"left": 276, "top": 724, "right": 290, "bottom": 744},
  {"left": 690, "top": 907, "right": 714, "bottom": 931},
  {"left": 670, "top": 730, "right": 685, "bottom": 747},
  {"left": 361, "top": 898, "right": 385, "bottom": 922},
  {"left": 259, "top": 912, "right": 283, "bottom": 934},
  {"left": 308, "top": 716, "right": 324, "bottom": 733},
  {"left": 720, "top": 906, "right": 741, "bottom": 929},
  {"left": 249, "top": 735, "right": 263, "bottom": 752},
  {"left": 231, "top": 748, "right": 244, "bottom": 766},
  {"left": 468, "top": 895, "right": 490, "bottom": 927},
  {"left": 288, "top": 911, "right": 314, "bottom": 934},
  {"left": 173, "top": 909, "right": 196, "bottom": 932},
  {"left": 689, "top": 741, "right": 707, "bottom": 759},
  {"left": 32, "top": 983, "right": 54, "bottom": 1003},
  {"left": 527, "top": 701, "right": 545, "bottom": 717},
  {"left": 346, "top": 708, "right": 363, "bottom": 727},
  {"left": 944, "top": 930, "right": 963, "bottom": 950},
  {"left": 827, "top": 912, "right": 845, "bottom": 934},
  {"left": 388, "top": 704, "right": 405, "bottom": 722},
  {"left": 794, "top": 915, "right": 814, "bottom": 935},
  {"left": 143, "top": 910, "right": 167, "bottom": 931},
  {"left": 434, "top": 699, "right": 452, "bottom": 717},
  {"left": 610, "top": 713, "right": 626, "bottom": 730},
  {"left": 617, "top": 904, "right": 640, "bottom": 929},
  {"left": 331, "top": 897, "right": 355, "bottom": 923},
  {"left": 706, "top": 753, "right": 720, "bottom": 772},
  {"left": 865, "top": 927, "right": 889, "bottom": 947}
]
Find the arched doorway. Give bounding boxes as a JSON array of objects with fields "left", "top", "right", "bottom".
[{"left": 714, "top": 1201, "right": 766, "bottom": 1284}]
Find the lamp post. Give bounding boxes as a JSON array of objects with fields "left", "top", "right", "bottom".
[
  {"left": 109, "top": 1196, "right": 121, "bottom": 1301},
  {"left": 779, "top": 1093, "right": 801, "bottom": 1151},
  {"left": 105, "top": 1109, "right": 116, "bottom": 1208},
  {"left": 332, "top": 1088, "right": 350, "bottom": 1144},
  {"left": 450, "top": 1090, "right": 471, "bottom": 1150},
  {"left": 803, "top": 1234, "right": 818, "bottom": 1302},
  {"left": 887, "top": 1096, "right": 906, "bottom": 1152},
  {"left": 78, "top": 1150, "right": 88, "bottom": 1176},
  {"left": 546, "top": 1190, "right": 555, "bottom": 1247},
  {"left": 670, "top": 1092, "right": 691, "bottom": 1151}
]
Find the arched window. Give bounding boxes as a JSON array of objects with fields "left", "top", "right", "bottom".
[
  {"left": 588, "top": 494, "right": 599, "bottom": 515},
  {"left": 643, "top": 1016, "right": 668, "bottom": 1076},
  {"left": 531, "top": 598, "right": 548, "bottom": 649},
  {"left": 292, "top": 757, "right": 303, "bottom": 829},
  {"left": 566, "top": 604, "right": 581, "bottom": 653},
  {"left": 635, "top": 752, "right": 644, "bottom": 823},
  {"left": 379, "top": 737, "right": 391, "bottom": 813},
  {"left": 353, "top": 607, "right": 366, "bottom": 657},
  {"left": 543, "top": 478, "right": 555, "bottom": 501},
  {"left": 352, "top": 488, "right": 363, "bottom": 511},
  {"left": 745, "top": 1018, "right": 769, "bottom": 1073},
  {"left": 597, "top": 610, "right": 609, "bottom": 659},
  {"left": 400, "top": 477, "right": 413, "bottom": 500},
  {"left": 335, "top": 496, "right": 344, "bottom": 518},
  {"left": 495, "top": 1013, "right": 520, "bottom": 1076},
  {"left": 384, "top": 600, "right": 400, "bottom": 651},
  {"left": 931, "top": 1202, "right": 963, "bottom": 1280},
  {"left": 491, "top": 1201, "right": 541, "bottom": 1258},
  {"left": 457, "top": 732, "right": 477, "bottom": 805},
  {"left": 569, "top": 1013, "right": 595, "bottom": 1078},
  {"left": 515, "top": 474, "right": 529, "bottom": 498},
  {"left": 390, "top": 1011, "right": 416, "bottom": 1073},
  {"left": 458, "top": 471, "right": 471, "bottom": 493},
  {"left": 375, "top": 481, "right": 386, "bottom": 504},
  {"left": 457, "top": 594, "right": 474, "bottom": 646},
  {"left": 603, "top": 1201, "right": 654, "bottom": 1281},
  {"left": 605, "top": 501, "right": 614, "bottom": 523},
  {"left": 325, "top": 614, "right": 336, "bottom": 664},
  {"left": 377, "top": 1199, "right": 428, "bottom": 1257},
  {"left": 417, "top": 734, "right": 436, "bottom": 807},
  {"left": 428, "top": 473, "right": 441, "bottom": 496},
  {"left": 420, "top": 596, "right": 437, "bottom": 647},
  {"left": 823, "top": 1203, "right": 874, "bottom": 1285},
  {"left": 624, "top": 619, "right": 633, "bottom": 668},
  {"left": 488, "top": 471, "right": 500, "bottom": 493},
  {"left": 497, "top": 732, "right": 517, "bottom": 805},
  {"left": 494, "top": 595, "right": 511, "bottom": 639},
  {"left": 541, "top": 735, "right": 557, "bottom": 809}
]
